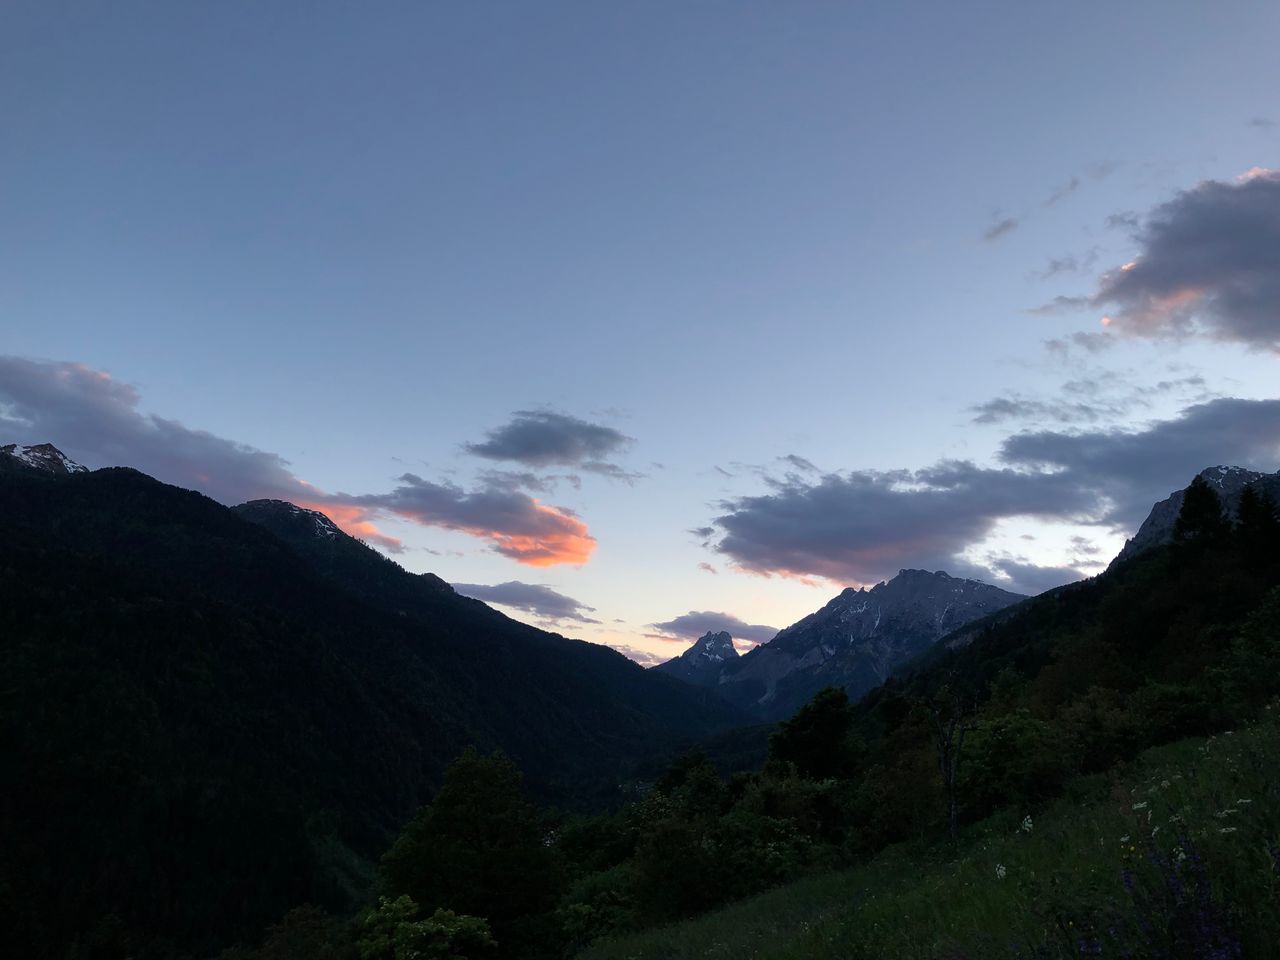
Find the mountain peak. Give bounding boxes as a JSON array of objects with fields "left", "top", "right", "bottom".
[
  {"left": 0, "top": 442, "right": 88, "bottom": 476},
  {"left": 652, "top": 629, "right": 739, "bottom": 685},
  {"left": 236, "top": 498, "right": 344, "bottom": 540},
  {"left": 1113, "top": 465, "right": 1280, "bottom": 566}
]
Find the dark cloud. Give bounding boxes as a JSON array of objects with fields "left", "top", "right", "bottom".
[
  {"left": 983, "top": 217, "right": 1019, "bottom": 242},
  {"left": 451, "top": 580, "right": 600, "bottom": 625},
  {"left": 998, "top": 396, "right": 1280, "bottom": 528},
  {"left": 647, "top": 611, "right": 778, "bottom": 645},
  {"left": 709, "top": 398, "right": 1280, "bottom": 586},
  {"left": 978, "top": 556, "right": 1088, "bottom": 595},
  {"left": 465, "top": 411, "right": 635, "bottom": 476},
  {"left": 0, "top": 356, "right": 596, "bottom": 564},
  {"left": 1090, "top": 170, "right": 1280, "bottom": 350},
  {"left": 1106, "top": 211, "right": 1140, "bottom": 231}
]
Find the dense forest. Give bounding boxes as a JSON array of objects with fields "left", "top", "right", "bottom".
[{"left": 3, "top": 462, "right": 1279, "bottom": 959}]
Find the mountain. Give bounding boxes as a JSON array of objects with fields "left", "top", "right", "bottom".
[
  {"left": 652, "top": 630, "right": 740, "bottom": 686},
  {"left": 1112, "top": 465, "right": 1280, "bottom": 566},
  {"left": 0, "top": 446, "right": 745, "bottom": 958},
  {"left": 714, "top": 570, "right": 1026, "bottom": 720},
  {"left": 0, "top": 441, "right": 87, "bottom": 475}
]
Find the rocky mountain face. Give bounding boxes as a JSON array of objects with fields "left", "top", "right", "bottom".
[
  {"left": 653, "top": 630, "right": 740, "bottom": 686},
  {"left": 714, "top": 569, "right": 1026, "bottom": 720},
  {"left": 0, "top": 442, "right": 87, "bottom": 475},
  {"left": 1112, "top": 465, "right": 1280, "bottom": 566}
]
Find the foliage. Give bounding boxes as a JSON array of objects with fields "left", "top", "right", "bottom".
[{"left": 358, "top": 898, "right": 496, "bottom": 960}]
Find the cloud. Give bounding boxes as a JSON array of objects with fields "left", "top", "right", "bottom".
[
  {"left": 1106, "top": 211, "right": 1140, "bottom": 231},
  {"left": 647, "top": 611, "right": 779, "bottom": 645},
  {"left": 1248, "top": 117, "right": 1275, "bottom": 129},
  {"left": 983, "top": 217, "right": 1019, "bottom": 242},
  {"left": 464, "top": 410, "right": 635, "bottom": 480},
  {"left": 1088, "top": 170, "right": 1280, "bottom": 350},
  {"left": 451, "top": 580, "right": 600, "bottom": 625},
  {"left": 0, "top": 356, "right": 596, "bottom": 565},
  {"left": 1044, "top": 176, "right": 1081, "bottom": 207},
  {"left": 1044, "top": 331, "right": 1116, "bottom": 357},
  {"left": 350, "top": 475, "right": 595, "bottom": 566},
  {"left": 604, "top": 644, "right": 667, "bottom": 668},
  {"left": 697, "top": 562, "right": 718, "bottom": 575},
  {"left": 707, "top": 398, "right": 1280, "bottom": 587},
  {"left": 780, "top": 454, "right": 818, "bottom": 473},
  {"left": 971, "top": 375, "right": 1213, "bottom": 425}
]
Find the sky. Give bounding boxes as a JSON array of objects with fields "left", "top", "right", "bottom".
[{"left": 3, "top": 1, "right": 1279, "bottom": 666}]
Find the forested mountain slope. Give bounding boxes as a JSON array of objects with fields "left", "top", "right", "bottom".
[{"left": 0, "top": 455, "right": 742, "bottom": 958}]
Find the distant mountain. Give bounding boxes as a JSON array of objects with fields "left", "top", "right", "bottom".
[
  {"left": 0, "top": 445, "right": 745, "bottom": 958},
  {"left": 1112, "top": 465, "right": 1280, "bottom": 566},
  {"left": 0, "top": 441, "right": 87, "bottom": 475},
  {"left": 714, "top": 570, "right": 1026, "bottom": 720},
  {"left": 653, "top": 630, "right": 740, "bottom": 686}
]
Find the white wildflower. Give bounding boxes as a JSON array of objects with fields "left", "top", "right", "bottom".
[
  {"left": 1237, "top": 799, "right": 1253, "bottom": 805},
  {"left": 1119, "top": 835, "right": 1131, "bottom": 843},
  {"left": 1219, "top": 827, "right": 1238, "bottom": 834},
  {"left": 1132, "top": 801, "right": 1148, "bottom": 810},
  {"left": 1020, "top": 815, "right": 1034, "bottom": 833},
  {"left": 1215, "top": 809, "right": 1239, "bottom": 818},
  {"left": 995, "top": 864, "right": 1007, "bottom": 880}
]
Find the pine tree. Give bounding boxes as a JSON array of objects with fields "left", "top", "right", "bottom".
[
  {"left": 1237, "top": 484, "right": 1280, "bottom": 562},
  {"left": 1172, "top": 475, "right": 1229, "bottom": 543}
]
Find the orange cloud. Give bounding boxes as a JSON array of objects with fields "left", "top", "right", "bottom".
[{"left": 379, "top": 495, "right": 595, "bottom": 566}]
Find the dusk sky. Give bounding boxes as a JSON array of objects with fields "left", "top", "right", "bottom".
[{"left": 3, "top": 2, "right": 1279, "bottom": 665}]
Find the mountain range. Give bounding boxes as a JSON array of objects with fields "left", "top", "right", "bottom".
[
  {"left": 654, "top": 570, "right": 1025, "bottom": 721},
  {"left": 0, "top": 444, "right": 742, "bottom": 956}
]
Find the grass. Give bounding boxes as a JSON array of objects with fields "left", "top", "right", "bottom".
[{"left": 581, "top": 710, "right": 1280, "bottom": 960}]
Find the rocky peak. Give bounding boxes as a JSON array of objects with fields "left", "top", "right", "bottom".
[
  {"left": 652, "top": 629, "right": 740, "bottom": 686},
  {"left": 1112, "top": 465, "right": 1280, "bottom": 566},
  {"left": 236, "top": 498, "right": 344, "bottom": 540},
  {"left": 0, "top": 442, "right": 88, "bottom": 476}
]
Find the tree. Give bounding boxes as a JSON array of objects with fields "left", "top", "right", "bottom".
[
  {"left": 358, "top": 897, "right": 496, "bottom": 960},
  {"left": 922, "top": 684, "right": 975, "bottom": 842},
  {"left": 1236, "top": 484, "right": 1280, "bottom": 562},
  {"left": 381, "top": 750, "right": 559, "bottom": 955},
  {"left": 1173, "top": 475, "right": 1229, "bottom": 544},
  {"left": 767, "top": 687, "right": 862, "bottom": 780}
]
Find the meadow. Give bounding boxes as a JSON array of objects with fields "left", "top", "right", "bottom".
[{"left": 582, "top": 709, "right": 1280, "bottom": 960}]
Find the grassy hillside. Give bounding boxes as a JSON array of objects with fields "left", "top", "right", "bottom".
[{"left": 582, "top": 714, "right": 1280, "bottom": 959}]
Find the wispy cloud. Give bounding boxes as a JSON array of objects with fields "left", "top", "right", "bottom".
[{"left": 982, "top": 217, "right": 1019, "bottom": 242}]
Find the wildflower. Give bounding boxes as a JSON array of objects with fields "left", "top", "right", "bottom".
[
  {"left": 1132, "top": 801, "right": 1148, "bottom": 810},
  {"left": 1160, "top": 779, "right": 1171, "bottom": 789},
  {"left": 1020, "top": 815, "right": 1033, "bottom": 833},
  {"left": 1120, "top": 835, "right": 1131, "bottom": 843},
  {"left": 1219, "top": 827, "right": 1238, "bottom": 834},
  {"left": 1215, "top": 809, "right": 1239, "bottom": 818},
  {"left": 995, "top": 864, "right": 1007, "bottom": 880},
  {"left": 1237, "top": 799, "right": 1253, "bottom": 805}
]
